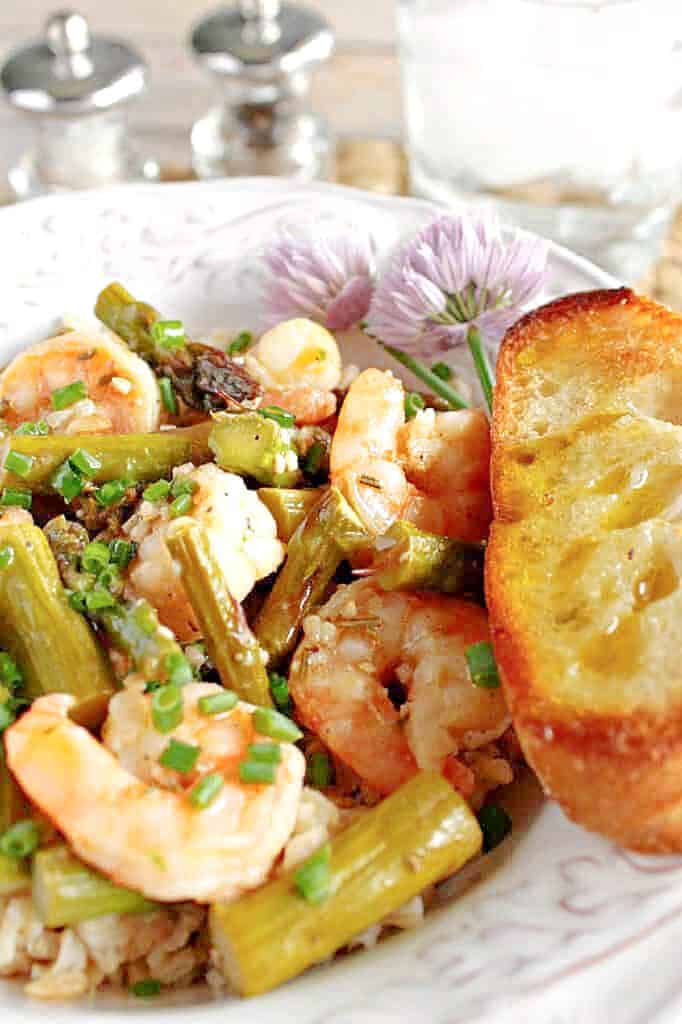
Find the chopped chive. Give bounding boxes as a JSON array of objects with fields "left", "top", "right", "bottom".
[
  {"left": 259, "top": 405, "right": 296, "bottom": 429},
  {"left": 165, "top": 651, "right": 193, "bottom": 687},
  {"left": 189, "top": 772, "right": 224, "bottom": 809},
  {"left": 294, "top": 843, "right": 331, "bottom": 904},
  {"left": 0, "top": 704, "right": 15, "bottom": 733},
  {"left": 379, "top": 342, "right": 468, "bottom": 411},
  {"left": 159, "top": 377, "right": 178, "bottom": 415},
  {"left": 81, "top": 541, "right": 111, "bottom": 574},
  {"left": 169, "top": 492, "right": 192, "bottom": 518},
  {"left": 465, "top": 641, "right": 500, "bottom": 689},
  {"left": 268, "top": 672, "right": 292, "bottom": 715},
  {"left": 95, "top": 479, "right": 128, "bottom": 507},
  {"left": 97, "top": 566, "right": 120, "bottom": 593},
  {"left": 143, "top": 679, "right": 162, "bottom": 693},
  {"left": 170, "top": 475, "right": 198, "bottom": 498},
  {"left": 252, "top": 706, "right": 302, "bottom": 743},
  {"left": 159, "top": 738, "right": 200, "bottom": 773},
  {"left": 143, "top": 479, "right": 171, "bottom": 503},
  {"left": 14, "top": 420, "right": 48, "bottom": 436},
  {"left": 431, "top": 361, "right": 452, "bottom": 381},
  {"left": 130, "top": 979, "right": 162, "bottom": 998},
  {"left": 0, "top": 652, "right": 22, "bottom": 688},
  {"left": 303, "top": 442, "right": 326, "bottom": 476},
  {"left": 68, "top": 449, "right": 102, "bottom": 478},
  {"left": 0, "top": 488, "right": 31, "bottom": 510},
  {"left": 227, "top": 330, "right": 253, "bottom": 355},
  {"left": 0, "top": 820, "right": 40, "bottom": 859},
  {"left": 306, "top": 750, "right": 334, "bottom": 788},
  {"left": 51, "top": 462, "right": 83, "bottom": 502},
  {"left": 108, "top": 539, "right": 136, "bottom": 568},
  {"left": 238, "top": 759, "right": 277, "bottom": 784},
  {"left": 477, "top": 804, "right": 512, "bottom": 852},
  {"left": 0, "top": 546, "right": 13, "bottom": 569},
  {"left": 247, "top": 742, "right": 281, "bottom": 764},
  {"left": 404, "top": 392, "right": 426, "bottom": 420},
  {"left": 68, "top": 590, "right": 88, "bottom": 613},
  {"left": 151, "top": 320, "right": 186, "bottom": 351},
  {"left": 85, "top": 589, "right": 116, "bottom": 612},
  {"left": 151, "top": 683, "right": 183, "bottom": 733},
  {"left": 4, "top": 449, "right": 34, "bottom": 478},
  {"left": 51, "top": 380, "right": 87, "bottom": 410},
  {"left": 198, "top": 690, "right": 238, "bottom": 716}
]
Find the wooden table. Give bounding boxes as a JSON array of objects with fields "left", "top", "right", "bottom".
[{"left": 1, "top": 0, "right": 680, "bottom": 308}]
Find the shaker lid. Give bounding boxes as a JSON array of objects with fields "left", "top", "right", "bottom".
[
  {"left": 191, "top": 1, "right": 334, "bottom": 79},
  {"left": 1, "top": 10, "right": 148, "bottom": 114}
]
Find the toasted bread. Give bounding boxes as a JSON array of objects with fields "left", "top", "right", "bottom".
[{"left": 487, "top": 288, "right": 682, "bottom": 852}]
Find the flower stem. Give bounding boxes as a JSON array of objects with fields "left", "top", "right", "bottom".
[
  {"left": 378, "top": 343, "right": 468, "bottom": 410},
  {"left": 466, "top": 327, "right": 494, "bottom": 412}
]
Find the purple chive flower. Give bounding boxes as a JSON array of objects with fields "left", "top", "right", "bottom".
[
  {"left": 367, "top": 212, "right": 549, "bottom": 358},
  {"left": 263, "top": 229, "right": 376, "bottom": 332}
]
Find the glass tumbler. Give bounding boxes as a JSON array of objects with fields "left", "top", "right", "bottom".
[{"left": 397, "top": 0, "right": 682, "bottom": 281}]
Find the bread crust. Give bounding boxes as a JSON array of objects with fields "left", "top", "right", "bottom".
[{"left": 487, "top": 288, "right": 682, "bottom": 851}]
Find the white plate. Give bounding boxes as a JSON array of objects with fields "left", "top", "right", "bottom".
[{"left": 3, "top": 180, "right": 681, "bottom": 1024}]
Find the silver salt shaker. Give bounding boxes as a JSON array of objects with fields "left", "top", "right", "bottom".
[
  {"left": 1, "top": 11, "right": 158, "bottom": 198},
  {"left": 190, "top": 0, "right": 334, "bottom": 181}
]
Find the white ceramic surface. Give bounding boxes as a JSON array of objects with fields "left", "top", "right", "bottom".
[{"left": 3, "top": 180, "right": 680, "bottom": 1024}]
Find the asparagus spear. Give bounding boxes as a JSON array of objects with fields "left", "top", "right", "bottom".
[
  {"left": 95, "top": 283, "right": 262, "bottom": 413},
  {"left": 209, "top": 413, "right": 302, "bottom": 488},
  {"left": 44, "top": 516, "right": 185, "bottom": 682},
  {"left": 0, "top": 422, "right": 212, "bottom": 493},
  {"left": 210, "top": 771, "right": 482, "bottom": 997},
  {"left": 166, "top": 521, "right": 271, "bottom": 706},
  {"left": 33, "top": 844, "right": 157, "bottom": 927},
  {"left": 0, "top": 522, "right": 116, "bottom": 727},
  {"left": 254, "top": 487, "right": 368, "bottom": 666},
  {"left": 257, "top": 487, "right": 323, "bottom": 542},
  {"left": 373, "top": 521, "right": 485, "bottom": 600}
]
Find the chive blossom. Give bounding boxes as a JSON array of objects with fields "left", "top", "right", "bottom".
[
  {"left": 294, "top": 843, "right": 331, "bottom": 904},
  {"left": 4, "top": 449, "right": 34, "bottom": 478},
  {"left": 465, "top": 641, "right": 500, "bottom": 689},
  {"left": 0, "top": 488, "right": 31, "bottom": 510},
  {"left": 189, "top": 772, "right": 224, "bottom": 809},
  {"left": 159, "top": 738, "right": 200, "bottom": 773},
  {"left": 238, "top": 759, "right": 277, "bottom": 785},
  {"left": 51, "top": 380, "right": 87, "bottom": 410},
  {"left": 198, "top": 690, "right": 238, "bottom": 716},
  {"left": 159, "top": 377, "right": 178, "bottom": 415},
  {"left": 259, "top": 405, "right": 296, "bottom": 429},
  {"left": 252, "top": 706, "right": 302, "bottom": 743},
  {"left": 0, "top": 820, "right": 40, "bottom": 859},
  {"left": 151, "top": 683, "right": 183, "bottom": 733}
]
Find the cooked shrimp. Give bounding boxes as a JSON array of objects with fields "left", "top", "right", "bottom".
[
  {"left": 5, "top": 686, "right": 305, "bottom": 903},
  {"left": 330, "top": 368, "right": 491, "bottom": 540},
  {"left": 124, "top": 463, "right": 285, "bottom": 642},
  {"left": 246, "top": 318, "right": 341, "bottom": 425},
  {"left": 289, "top": 579, "right": 509, "bottom": 795},
  {"left": 0, "top": 330, "right": 160, "bottom": 434}
]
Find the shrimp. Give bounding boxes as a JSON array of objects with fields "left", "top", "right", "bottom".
[
  {"left": 246, "top": 318, "right": 341, "bottom": 425},
  {"left": 330, "top": 368, "right": 492, "bottom": 540},
  {"left": 289, "top": 578, "right": 509, "bottom": 796},
  {"left": 124, "top": 463, "right": 285, "bottom": 642},
  {"left": 0, "top": 329, "right": 160, "bottom": 434},
  {"left": 5, "top": 685, "right": 305, "bottom": 903}
]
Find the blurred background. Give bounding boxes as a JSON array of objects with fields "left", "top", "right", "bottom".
[{"left": 1, "top": 0, "right": 682, "bottom": 299}]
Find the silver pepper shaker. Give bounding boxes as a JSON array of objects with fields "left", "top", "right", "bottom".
[
  {"left": 190, "top": 1, "right": 334, "bottom": 181},
  {"left": 1, "top": 11, "right": 159, "bottom": 198}
]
